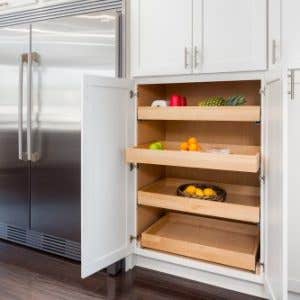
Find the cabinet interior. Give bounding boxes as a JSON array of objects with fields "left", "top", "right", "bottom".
[{"left": 135, "top": 80, "right": 261, "bottom": 272}]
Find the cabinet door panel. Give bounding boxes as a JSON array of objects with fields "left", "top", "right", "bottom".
[
  {"left": 132, "top": 0, "right": 193, "bottom": 76},
  {"left": 81, "top": 76, "right": 134, "bottom": 278},
  {"left": 195, "top": 0, "right": 266, "bottom": 73},
  {"left": 264, "top": 72, "right": 287, "bottom": 300}
]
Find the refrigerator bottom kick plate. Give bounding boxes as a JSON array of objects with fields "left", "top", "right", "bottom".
[{"left": 0, "top": 222, "right": 80, "bottom": 261}]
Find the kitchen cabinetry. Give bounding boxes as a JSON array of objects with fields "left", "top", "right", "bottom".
[
  {"left": 81, "top": 75, "right": 286, "bottom": 299},
  {"left": 131, "top": 0, "right": 267, "bottom": 77}
]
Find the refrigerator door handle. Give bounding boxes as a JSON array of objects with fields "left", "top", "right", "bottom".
[
  {"left": 28, "top": 51, "right": 41, "bottom": 162},
  {"left": 18, "top": 53, "right": 27, "bottom": 161}
]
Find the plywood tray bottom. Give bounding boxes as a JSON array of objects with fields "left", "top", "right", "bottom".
[{"left": 141, "top": 213, "right": 259, "bottom": 271}]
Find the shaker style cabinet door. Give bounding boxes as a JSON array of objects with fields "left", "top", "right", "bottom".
[
  {"left": 81, "top": 76, "right": 135, "bottom": 278},
  {"left": 193, "top": 0, "right": 267, "bottom": 73},
  {"left": 131, "top": 0, "right": 193, "bottom": 76}
]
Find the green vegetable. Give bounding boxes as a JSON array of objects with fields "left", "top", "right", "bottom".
[{"left": 198, "top": 95, "right": 246, "bottom": 107}]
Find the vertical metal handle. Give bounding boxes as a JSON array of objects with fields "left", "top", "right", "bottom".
[
  {"left": 115, "top": 11, "right": 122, "bottom": 78},
  {"left": 27, "top": 49, "right": 32, "bottom": 161},
  {"left": 18, "top": 54, "right": 25, "bottom": 160},
  {"left": 289, "top": 70, "right": 295, "bottom": 100},
  {"left": 194, "top": 46, "right": 200, "bottom": 69},
  {"left": 184, "top": 47, "right": 189, "bottom": 69},
  {"left": 272, "top": 40, "right": 276, "bottom": 65}
]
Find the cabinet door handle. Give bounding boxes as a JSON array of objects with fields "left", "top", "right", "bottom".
[
  {"left": 289, "top": 70, "right": 295, "bottom": 100},
  {"left": 272, "top": 40, "right": 276, "bottom": 65},
  {"left": 184, "top": 47, "right": 189, "bottom": 69},
  {"left": 194, "top": 46, "right": 200, "bottom": 69}
]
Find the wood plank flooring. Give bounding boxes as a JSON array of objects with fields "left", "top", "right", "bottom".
[{"left": 0, "top": 241, "right": 264, "bottom": 300}]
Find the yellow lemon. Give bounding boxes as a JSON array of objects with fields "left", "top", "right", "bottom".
[
  {"left": 203, "top": 188, "right": 216, "bottom": 197},
  {"left": 184, "top": 185, "right": 196, "bottom": 195},
  {"left": 195, "top": 188, "right": 204, "bottom": 197}
]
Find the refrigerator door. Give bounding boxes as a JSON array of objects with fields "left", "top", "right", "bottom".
[
  {"left": 0, "top": 25, "right": 30, "bottom": 228},
  {"left": 30, "top": 12, "right": 117, "bottom": 242}
]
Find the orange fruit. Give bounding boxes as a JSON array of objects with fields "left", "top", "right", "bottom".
[
  {"left": 180, "top": 142, "right": 189, "bottom": 151},
  {"left": 188, "top": 137, "right": 198, "bottom": 145},
  {"left": 188, "top": 143, "right": 198, "bottom": 151}
]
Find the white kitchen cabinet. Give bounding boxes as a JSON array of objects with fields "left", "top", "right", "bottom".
[
  {"left": 196, "top": 0, "right": 267, "bottom": 73},
  {"left": 131, "top": 0, "right": 193, "bottom": 76},
  {"left": 131, "top": 0, "right": 267, "bottom": 77},
  {"left": 81, "top": 73, "right": 287, "bottom": 299}
]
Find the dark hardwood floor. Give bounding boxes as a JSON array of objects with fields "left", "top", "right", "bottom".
[{"left": 0, "top": 241, "right": 264, "bottom": 300}]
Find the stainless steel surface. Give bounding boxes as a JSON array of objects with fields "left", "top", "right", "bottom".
[
  {"left": 30, "top": 12, "right": 117, "bottom": 242},
  {"left": 0, "top": 0, "right": 122, "bottom": 27},
  {"left": 0, "top": 24, "right": 30, "bottom": 228}
]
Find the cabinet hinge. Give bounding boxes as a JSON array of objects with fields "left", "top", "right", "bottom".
[
  {"left": 260, "top": 175, "right": 265, "bottom": 184},
  {"left": 129, "top": 163, "right": 139, "bottom": 171},
  {"left": 259, "top": 87, "right": 266, "bottom": 96},
  {"left": 129, "top": 235, "right": 137, "bottom": 243},
  {"left": 130, "top": 90, "right": 138, "bottom": 99},
  {"left": 258, "top": 262, "right": 265, "bottom": 271}
]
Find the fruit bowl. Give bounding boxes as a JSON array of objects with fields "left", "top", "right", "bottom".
[{"left": 177, "top": 183, "right": 226, "bottom": 202}]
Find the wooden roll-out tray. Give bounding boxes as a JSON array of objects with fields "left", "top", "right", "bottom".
[
  {"left": 126, "top": 142, "right": 260, "bottom": 173},
  {"left": 141, "top": 213, "right": 259, "bottom": 271}
]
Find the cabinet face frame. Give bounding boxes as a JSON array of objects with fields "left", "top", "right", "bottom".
[{"left": 131, "top": 72, "right": 266, "bottom": 280}]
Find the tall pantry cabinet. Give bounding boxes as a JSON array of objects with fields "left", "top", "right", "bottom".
[
  {"left": 282, "top": 0, "right": 300, "bottom": 298},
  {"left": 79, "top": 0, "right": 287, "bottom": 299}
]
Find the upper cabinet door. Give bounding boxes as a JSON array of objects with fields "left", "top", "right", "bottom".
[
  {"left": 131, "top": 0, "right": 193, "bottom": 77},
  {"left": 194, "top": 0, "right": 267, "bottom": 73},
  {"left": 81, "top": 76, "right": 135, "bottom": 278}
]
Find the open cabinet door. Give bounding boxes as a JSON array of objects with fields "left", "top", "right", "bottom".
[
  {"left": 264, "top": 71, "right": 288, "bottom": 299},
  {"left": 81, "top": 76, "right": 135, "bottom": 278}
]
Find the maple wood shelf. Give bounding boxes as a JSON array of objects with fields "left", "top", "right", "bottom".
[
  {"left": 138, "top": 106, "right": 261, "bottom": 122},
  {"left": 141, "top": 212, "right": 259, "bottom": 271},
  {"left": 138, "top": 178, "right": 260, "bottom": 223},
  {"left": 126, "top": 142, "right": 260, "bottom": 173}
]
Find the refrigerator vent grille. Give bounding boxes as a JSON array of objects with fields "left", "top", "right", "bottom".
[
  {"left": 0, "top": 0, "right": 122, "bottom": 27},
  {"left": 0, "top": 223, "right": 80, "bottom": 261}
]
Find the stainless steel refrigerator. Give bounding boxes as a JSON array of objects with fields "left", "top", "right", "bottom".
[{"left": 0, "top": 10, "right": 119, "bottom": 260}]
